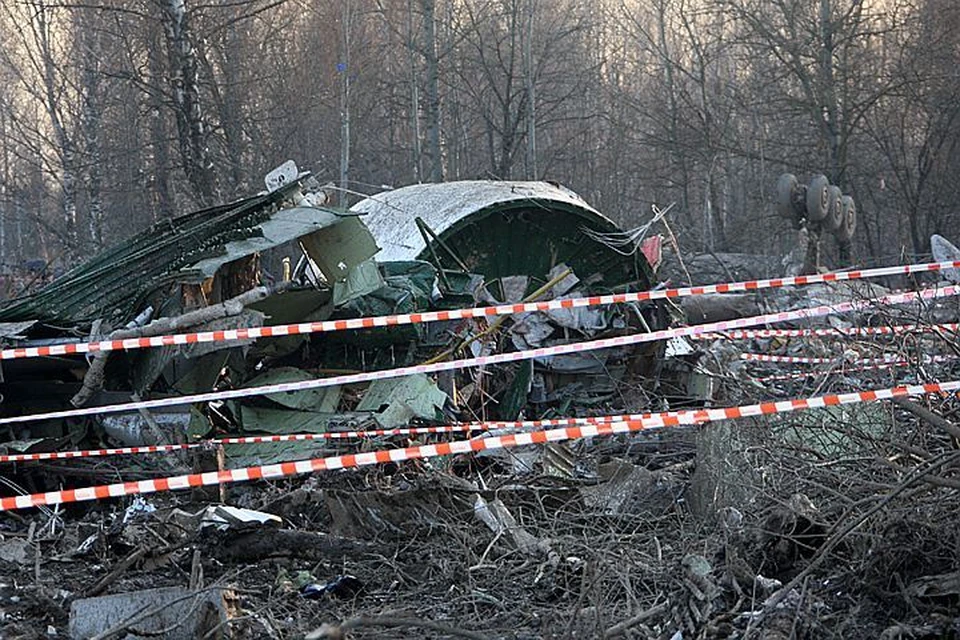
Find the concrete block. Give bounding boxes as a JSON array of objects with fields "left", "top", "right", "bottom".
[{"left": 69, "top": 586, "right": 227, "bottom": 639}]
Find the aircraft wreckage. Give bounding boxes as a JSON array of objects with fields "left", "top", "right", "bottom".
[{"left": 0, "top": 162, "right": 704, "bottom": 480}]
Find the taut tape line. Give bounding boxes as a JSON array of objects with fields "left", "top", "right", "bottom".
[
  {"left": 1, "top": 284, "right": 956, "bottom": 426},
  {"left": 741, "top": 353, "right": 957, "bottom": 365},
  {"left": 3, "top": 379, "right": 959, "bottom": 511},
  {"left": 4, "top": 260, "right": 960, "bottom": 361},
  {"left": 693, "top": 323, "right": 960, "bottom": 341},
  {"left": 0, "top": 424, "right": 490, "bottom": 463},
  {"left": 2, "top": 409, "right": 715, "bottom": 464}
]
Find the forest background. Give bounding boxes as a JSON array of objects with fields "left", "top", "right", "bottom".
[{"left": 0, "top": 0, "right": 957, "bottom": 273}]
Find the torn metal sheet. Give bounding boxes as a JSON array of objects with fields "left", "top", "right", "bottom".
[
  {"left": 0, "top": 538, "right": 31, "bottom": 564},
  {"left": 247, "top": 287, "right": 334, "bottom": 359},
  {"left": 101, "top": 409, "right": 192, "bottom": 446},
  {"left": 163, "top": 350, "right": 239, "bottom": 396},
  {"left": 542, "top": 442, "right": 576, "bottom": 478},
  {"left": 238, "top": 405, "right": 374, "bottom": 435},
  {"left": 581, "top": 459, "right": 683, "bottom": 516},
  {"left": 931, "top": 234, "right": 960, "bottom": 284},
  {"left": 300, "top": 214, "right": 380, "bottom": 284},
  {"left": 247, "top": 288, "right": 333, "bottom": 324},
  {"left": 543, "top": 306, "right": 608, "bottom": 333},
  {"left": 0, "top": 321, "right": 35, "bottom": 339},
  {"left": 473, "top": 494, "right": 546, "bottom": 556},
  {"left": 189, "top": 206, "right": 347, "bottom": 279},
  {"left": 534, "top": 350, "right": 612, "bottom": 374},
  {"left": 243, "top": 367, "right": 341, "bottom": 412},
  {"left": 545, "top": 263, "right": 580, "bottom": 297},
  {"left": 0, "top": 179, "right": 308, "bottom": 324},
  {"left": 510, "top": 312, "right": 556, "bottom": 350},
  {"left": 332, "top": 260, "right": 385, "bottom": 306},
  {"left": 0, "top": 436, "right": 70, "bottom": 455},
  {"left": 665, "top": 337, "right": 696, "bottom": 357},
  {"left": 500, "top": 275, "right": 530, "bottom": 303},
  {"left": 355, "top": 373, "right": 448, "bottom": 428},
  {"left": 223, "top": 440, "right": 328, "bottom": 468},
  {"left": 329, "top": 261, "right": 440, "bottom": 346},
  {"left": 200, "top": 505, "right": 282, "bottom": 530}
]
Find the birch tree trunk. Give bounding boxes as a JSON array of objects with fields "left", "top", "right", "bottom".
[
  {"left": 147, "top": 32, "right": 174, "bottom": 220},
  {"left": 33, "top": 2, "right": 78, "bottom": 254},
  {"left": 206, "top": 8, "right": 247, "bottom": 193},
  {"left": 161, "top": 0, "right": 217, "bottom": 205},
  {"left": 407, "top": 0, "right": 423, "bottom": 182},
  {"left": 422, "top": 0, "right": 443, "bottom": 182},
  {"left": 523, "top": 0, "right": 537, "bottom": 180},
  {"left": 79, "top": 11, "right": 104, "bottom": 251},
  {"left": 339, "top": 0, "right": 352, "bottom": 208}
]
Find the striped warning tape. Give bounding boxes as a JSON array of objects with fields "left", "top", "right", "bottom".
[
  {"left": 3, "top": 379, "right": 960, "bottom": 511},
  {"left": 4, "top": 259, "right": 960, "bottom": 361},
  {"left": 692, "top": 323, "right": 960, "bottom": 341},
  {"left": 2, "top": 284, "right": 957, "bottom": 427},
  {"left": 1, "top": 409, "right": 709, "bottom": 464},
  {"left": 0, "top": 424, "right": 495, "bottom": 464},
  {"left": 741, "top": 353, "right": 892, "bottom": 365},
  {"left": 741, "top": 353, "right": 957, "bottom": 365}
]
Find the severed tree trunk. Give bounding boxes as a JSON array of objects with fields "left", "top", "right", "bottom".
[{"left": 160, "top": 0, "right": 217, "bottom": 205}]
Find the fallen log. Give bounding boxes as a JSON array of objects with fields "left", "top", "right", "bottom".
[{"left": 71, "top": 281, "right": 294, "bottom": 407}]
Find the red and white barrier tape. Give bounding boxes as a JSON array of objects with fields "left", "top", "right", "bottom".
[
  {"left": 741, "top": 353, "right": 957, "bottom": 365},
  {"left": 693, "top": 323, "right": 960, "bottom": 341},
  {"left": 3, "top": 408, "right": 719, "bottom": 464},
  {"left": 742, "top": 353, "right": 891, "bottom": 365},
  {"left": 2, "top": 284, "right": 957, "bottom": 427},
  {"left": 0, "top": 424, "right": 496, "bottom": 464},
  {"left": 4, "top": 379, "right": 960, "bottom": 511},
  {"left": 5, "top": 260, "right": 960, "bottom": 361}
]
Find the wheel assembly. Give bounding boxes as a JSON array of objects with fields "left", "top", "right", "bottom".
[
  {"left": 776, "top": 173, "right": 799, "bottom": 219},
  {"left": 824, "top": 185, "right": 843, "bottom": 231},
  {"left": 805, "top": 174, "right": 830, "bottom": 222},
  {"left": 835, "top": 195, "right": 856, "bottom": 241}
]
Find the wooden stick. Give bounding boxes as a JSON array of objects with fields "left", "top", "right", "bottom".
[{"left": 71, "top": 281, "right": 294, "bottom": 407}]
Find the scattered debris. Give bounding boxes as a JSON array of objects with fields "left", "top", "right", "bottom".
[
  {"left": 299, "top": 575, "right": 364, "bottom": 601},
  {"left": 3, "top": 167, "right": 960, "bottom": 638}
]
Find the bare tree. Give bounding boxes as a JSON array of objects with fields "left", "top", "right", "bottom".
[
  {"left": 76, "top": 7, "right": 106, "bottom": 250},
  {"left": 159, "top": 0, "right": 217, "bottom": 205},
  {"left": 861, "top": 0, "right": 960, "bottom": 257},
  {"left": 0, "top": 1, "right": 82, "bottom": 255}
]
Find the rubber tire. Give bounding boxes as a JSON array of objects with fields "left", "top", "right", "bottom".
[
  {"left": 776, "top": 173, "right": 798, "bottom": 219},
  {"left": 835, "top": 195, "right": 856, "bottom": 241},
  {"left": 805, "top": 174, "right": 830, "bottom": 221},
  {"left": 824, "top": 185, "right": 843, "bottom": 231}
]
